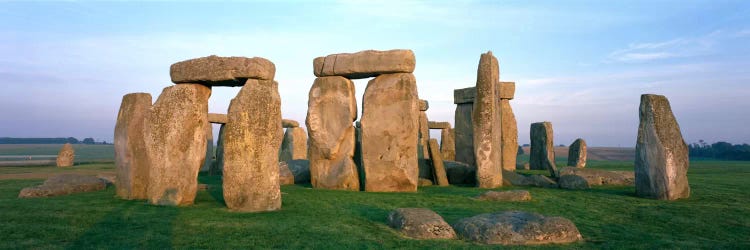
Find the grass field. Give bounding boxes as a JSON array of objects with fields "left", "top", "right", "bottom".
[
  {"left": 0, "top": 154, "right": 749, "bottom": 248},
  {"left": 0, "top": 144, "right": 115, "bottom": 162}
]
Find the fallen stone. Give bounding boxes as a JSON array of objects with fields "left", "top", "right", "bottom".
[
  {"left": 440, "top": 128, "right": 456, "bottom": 161},
  {"left": 444, "top": 161, "right": 476, "bottom": 185},
  {"left": 279, "top": 127, "right": 308, "bottom": 162},
  {"left": 559, "top": 167, "right": 634, "bottom": 186},
  {"left": 526, "top": 175, "right": 558, "bottom": 188},
  {"left": 313, "top": 49, "right": 416, "bottom": 79},
  {"left": 361, "top": 73, "right": 419, "bottom": 192},
  {"left": 278, "top": 161, "right": 295, "bottom": 185},
  {"left": 502, "top": 170, "right": 529, "bottom": 186},
  {"left": 56, "top": 143, "right": 74, "bottom": 167},
  {"left": 144, "top": 84, "right": 210, "bottom": 206},
  {"left": 635, "top": 94, "right": 690, "bottom": 200},
  {"left": 282, "top": 119, "right": 300, "bottom": 128},
  {"left": 428, "top": 139, "right": 449, "bottom": 186},
  {"left": 453, "top": 211, "right": 582, "bottom": 245},
  {"left": 114, "top": 92, "right": 151, "bottom": 199},
  {"left": 475, "top": 190, "right": 531, "bottom": 201},
  {"left": 472, "top": 51, "right": 502, "bottom": 188},
  {"left": 19, "top": 174, "right": 106, "bottom": 198},
  {"left": 207, "top": 113, "right": 228, "bottom": 124},
  {"left": 418, "top": 178, "right": 433, "bottom": 187},
  {"left": 530, "top": 122, "right": 557, "bottom": 177},
  {"left": 558, "top": 175, "right": 591, "bottom": 190},
  {"left": 387, "top": 208, "right": 456, "bottom": 239},
  {"left": 170, "top": 55, "right": 275, "bottom": 85},
  {"left": 567, "top": 138, "right": 587, "bottom": 168},
  {"left": 427, "top": 121, "right": 451, "bottom": 129},
  {"left": 223, "top": 79, "right": 283, "bottom": 212}
]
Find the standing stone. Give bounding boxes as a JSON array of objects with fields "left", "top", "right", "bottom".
[
  {"left": 472, "top": 51, "right": 502, "bottom": 188},
  {"left": 454, "top": 102, "right": 474, "bottom": 166},
  {"left": 201, "top": 124, "right": 214, "bottom": 172},
  {"left": 417, "top": 101, "right": 432, "bottom": 181},
  {"left": 530, "top": 122, "right": 557, "bottom": 177},
  {"left": 427, "top": 139, "right": 449, "bottom": 186},
  {"left": 114, "top": 93, "right": 151, "bottom": 199},
  {"left": 279, "top": 127, "right": 308, "bottom": 162},
  {"left": 500, "top": 99, "right": 517, "bottom": 171},
  {"left": 223, "top": 79, "right": 283, "bottom": 212},
  {"left": 144, "top": 84, "right": 210, "bottom": 206},
  {"left": 210, "top": 124, "right": 226, "bottom": 176},
  {"left": 568, "top": 138, "right": 587, "bottom": 168},
  {"left": 440, "top": 128, "right": 456, "bottom": 161},
  {"left": 361, "top": 73, "right": 419, "bottom": 192},
  {"left": 306, "top": 76, "right": 360, "bottom": 191},
  {"left": 635, "top": 94, "right": 690, "bottom": 200},
  {"left": 56, "top": 143, "right": 75, "bottom": 167}
]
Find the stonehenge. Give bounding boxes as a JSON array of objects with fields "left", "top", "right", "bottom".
[
  {"left": 530, "top": 122, "right": 557, "bottom": 177},
  {"left": 56, "top": 143, "right": 74, "bottom": 167},
  {"left": 427, "top": 139, "right": 449, "bottom": 186},
  {"left": 568, "top": 138, "right": 587, "bottom": 168},
  {"left": 170, "top": 55, "right": 276, "bottom": 85},
  {"left": 498, "top": 81, "right": 517, "bottom": 171},
  {"left": 635, "top": 94, "right": 690, "bottom": 200},
  {"left": 114, "top": 93, "right": 151, "bottom": 200},
  {"left": 418, "top": 99, "right": 432, "bottom": 182},
  {"left": 427, "top": 121, "right": 455, "bottom": 161},
  {"left": 472, "top": 51, "right": 503, "bottom": 188},
  {"left": 279, "top": 121, "right": 307, "bottom": 162},
  {"left": 313, "top": 49, "right": 416, "bottom": 79}
]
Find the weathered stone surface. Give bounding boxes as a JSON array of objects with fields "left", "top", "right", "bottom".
[
  {"left": 558, "top": 175, "right": 591, "bottom": 190},
  {"left": 502, "top": 170, "right": 529, "bottom": 186},
  {"left": 444, "top": 161, "right": 476, "bottom": 185},
  {"left": 201, "top": 124, "right": 214, "bottom": 172},
  {"left": 418, "top": 99, "right": 429, "bottom": 111},
  {"left": 361, "top": 73, "right": 419, "bottom": 192},
  {"left": 279, "top": 127, "right": 308, "bottom": 162},
  {"left": 453, "top": 211, "right": 582, "bottom": 245},
  {"left": 473, "top": 51, "right": 502, "bottom": 188},
  {"left": 170, "top": 55, "right": 275, "bottom": 85},
  {"left": 500, "top": 99, "right": 517, "bottom": 171},
  {"left": 530, "top": 122, "right": 557, "bottom": 177},
  {"left": 56, "top": 143, "right": 74, "bottom": 167},
  {"left": 428, "top": 139, "right": 449, "bottom": 186},
  {"left": 223, "top": 79, "right": 282, "bottom": 212},
  {"left": 454, "top": 87, "right": 476, "bottom": 104},
  {"left": 278, "top": 161, "right": 295, "bottom": 185},
  {"left": 114, "top": 92, "right": 151, "bottom": 200},
  {"left": 559, "top": 167, "right": 634, "bottom": 186},
  {"left": 635, "top": 94, "right": 690, "bottom": 200},
  {"left": 568, "top": 138, "right": 587, "bottom": 168},
  {"left": 282, "top": 119, "right": 300, "bottom": 128},
  {"left": 387, "top": 208, "right": 456, "bottom": 239},
  {"left": 418, "top": 178, "right": 433, "bottom": 187},
  {"left": 527, "top": 175, "right": 559, "bottom": 188},
  {"left": 207, "top": 113, "right": 228, "bottom": 124},
  {"left": 454, "top": 103, "right": 474, "bottom": 166},
  {"left": 428, "top": 121, "right": 451, "bottom": 129},
  {"left": 313, "top": 49, "right": 416, "bottom": 79},
  {"left": 144, "top": 84, "right": 210, "bottom": 206},
  {"left": 306, "top": 76, "right": 359, "bottom": 191},
  {"left": 440, "top": 128, "right": 456, "bottom": 161},
  {"left": 285, "top": 159, "right": 311, "bottom": 184},
  {"left": 418, "top": 111, "right": 431, "bottom": 181},
  {"left": 498, "top": 81, "right": 515, "bottom": 100},
  {"left": 18, "top": 174, "right": 106, "bottom": 198},
  {"left": 210, "top": 124, "right": 226, "bottom": 176},
  {"left": 476, "top": 190, "right": 531, "bottom": 201}
]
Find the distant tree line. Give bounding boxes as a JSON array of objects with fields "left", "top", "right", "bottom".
[
  {"left": 689, "top": 140, "right": 750, "bottom": 161},
  {"left": 0, "top": 137, "right": 110, "bottom": 145}
]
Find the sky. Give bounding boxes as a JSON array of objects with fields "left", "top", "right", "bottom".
[{"left": 0, "top": 0, "right": 749, "bottom": 146}]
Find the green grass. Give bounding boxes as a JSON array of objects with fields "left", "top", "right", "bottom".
[
  {"left": 0, "top": 163, "right": 114, "bottom": 175},
  {"left": 0, "top": 144, "right": 114, "bottom": 162},
  {"left": 0, "top": 161, "right": 749, "bottom": 249}
]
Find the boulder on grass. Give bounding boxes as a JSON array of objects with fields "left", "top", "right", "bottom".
[
  {"left": 19, "top": 174, "right": 106, "bottom": 198},
  {"left": 558, "top": 175, "right": 592, "bottom": 190},
  {"left": 387, "top": 208, "right": 456, "bottom": 239},
  {"left": 444, "top": 161, "right": 476, "bottom": 185},
  {"left": 453, "top": 211, "right": 582, "bottom": 245}
]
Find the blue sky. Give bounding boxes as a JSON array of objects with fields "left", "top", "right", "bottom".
[{"left": 1, "top": 0, "right": 748, "bottom": 146}]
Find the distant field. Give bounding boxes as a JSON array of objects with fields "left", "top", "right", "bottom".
[
  {"left": 0, "top": 144, "right": 114, "bottom": 166},
  {"left": 521, "top": 146, "right": 635, "bottom": 162}
]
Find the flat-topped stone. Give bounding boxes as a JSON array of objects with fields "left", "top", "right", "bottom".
[
  {"left": 453, "top": 211, "right": 582, "bottom": 245},
  {"left": 313, "top": 49, "right": 416, "bottom": 79},
  {"left": 498, "top": 81, "right": 515, "bottom": 100},
  {"left": 428, "top": 121, "right": 451, "bottom": 129},
  {"left": 170, "top": 55, "right": 276, "bottom": 85},
  {"left": 282, "top": 119, "right": 299, "bottom": 128},
  {"left": 454, "top": 87, "right": 476, "bottom": 104},
  {"left": 207, "top": 113, "right": 228, "bottom": 124},
  {"left": 418, "top": 99, "right": 429, "bottom": 111}
]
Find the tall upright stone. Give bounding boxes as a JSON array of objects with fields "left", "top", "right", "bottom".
[
  {"left": 144, "top": 84, "right": 210, "bottom": 206},
  {"left": 567, "top": 138, "right": 587, "bottom": 168},
  {"left": 472, "top": 51, "right": 503, "bottom": 188},
  {"left": 361, "top": 73, "right": 419, "bottom": 192},
  {"left": 114, "top": 93, "right": 151, "bottom": 200},
  {"left": 306, "top": 76, "right": 360, "bottom": 191},
  {"left": 417, "top": 99, "right": 432, "bottom": 181},
  {"left": 56, "top": 143, "right": 75, "bottom": 167},
  {"left": 201, "top": 124, "right": 214, "bottom": 172},
  {"left": 223, "top": 79, "right": 283, "bottom": 212},
  {"left": 441, "top": 128, "right": 456, "bottom": 161},
  {"left": 498, "top": 81, "right": 517, "bottom": 171},
  {"left": 454, "top": 87, "right": 475, "bottom": 166},
  {"left": 530, "top": 122, "right": 557, "bottom": 177},
  {"left": 635, "top": 94, "right": 690, "bottom": 200},
  {"left": 210, "top": 124, "right": 226, "bottom": 176},
  {"left": 279, "top": 127, "right": 308, "bottom": 162}
]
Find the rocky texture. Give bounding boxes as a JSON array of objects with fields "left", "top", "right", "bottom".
[
  {"left": 306, "top": 76, "right": 360, "bottom": 191},
  {"left": 453, "top": 211, "right": 582, "bottom": 245},
  {"left": 144, "top": 84, "right": 210, "bottom": 206},
  {"left": 567, "top": 138, "right": 587, "bottom": 168},
  {"left": 498, "top": 81, "right": 515, "bottom": 100},
  {"left": 170, "top": 55, "right": 275, "bottom": 85},
  {"left": 428, "top": 139, "right": 449, "bottom": 186},
  {"left": 387, "top": 208, "right": 456, "bottom": 239},
  {"left": 313, "top": 49, "right": 415, "bottom": 79},
  {"left": 418, "top": 110, "right": 431, "bottom": 181},
  {"left": 210, "top": 124, "right": 226, "bottom": 176},
  {"left": 201, "top": 124, "right": 214, "bottom": 172},
  {"left": 279, "top": 127, "right": 308, "bottom": 162},
  {"left": 454, "top": 87, "right": 476, "bottom": 104},
  {"left": 361, "top": 73, "right": 419, "bottom": 192},
  {"left": 444, "top": 161, "right": 476, "bottom": 185},
  {"left": 278, "top": 161, "right": 295, "bottom": 185},
  {"left": 502, "top": 171, "right": 559, "bottom": 188},
  {"left": 472, "top": 51, "right": 502, "bottom": 188},
  {"left": 285, "top": 159, "right": 311, "bottom": 184},
  {"left": 114, "top": 92, "right": 151, "bottom": 200},
  {"left": 418, "top": 99, "right": 429, "bottom": 111},
  {"left": 440, "top": 128, "right": 456, "bottom": 161},
  {"left": 500, "top": 99, "right": 517, "bottom": 171},
  {"left": 454, "top": 103, "right": 474, "bottom": 166},
  {"left": 635, "top": 94, "right": 690, "bottom": 200},
  {"left": 558, "top": 175, "right": 591, "bottom": 190},
  {"left": 530, "top": 122, "right": 557, "bottom": 177},
  {"left": 56, "top": 143, "right": 75, "bottom": 167},
  {"left": 223, "top": 79, "right": 283, "bottom": 212},
  {"left": 207, "top": 113, "right": 228, "bottom": 124},
  {"left": 428, "top": 121, "right": 451, "bottom": 129},
  {"left": 559, "top": 167, "right": 634, "bottom": 186},
  {"left": 476, "top": 190, "right": 531, "bottom": 201},
  {"left": 282, "top": 119, "right": 300, "bottom": 128},
  {"left": 418, "top": 178, "right": 433, "bottom": 187},
  {"left": 19, "top": 174, "right": 107, "bottom": 198}
]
